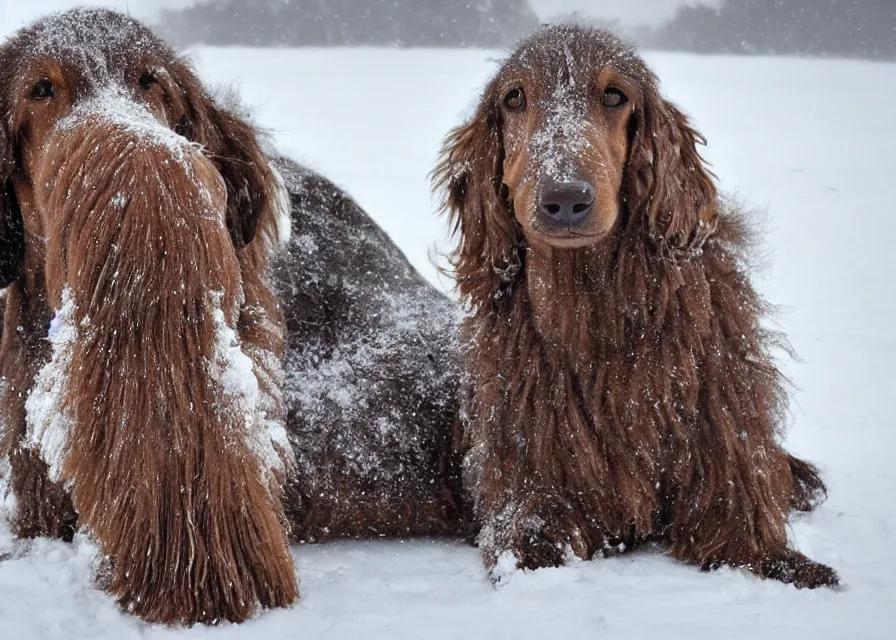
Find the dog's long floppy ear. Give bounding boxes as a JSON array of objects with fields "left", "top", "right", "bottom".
[
  {"left": 433, "top": 92, "right": 522, "bottom": 312},
  {"left": 625, "top": 82, "right": 718, "bottom": 253},
  {"left": 0, "top": 125, "right": 25, "bottom": 287},
  {"left": 169, "top": 64, "right": 280, "bottom": 250}
]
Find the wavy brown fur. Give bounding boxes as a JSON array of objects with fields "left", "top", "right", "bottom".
[
  {"left": 42, "top": 119, "right": 294, "bottom": 623},
  {"left": 434, "top": 25, "right": 836, "bottom": 588},
  {"left": 0, "top": 9, "right": 295, "bottom": 624}
]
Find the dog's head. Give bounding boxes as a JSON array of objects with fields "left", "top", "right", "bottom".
[
  {"left": 0, "top": 8, "right": 284, "bottom": 295},
  {"left": 435, "top": 25, "right": 717, "bottom": 306}
]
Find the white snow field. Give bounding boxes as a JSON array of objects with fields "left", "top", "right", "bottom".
[{"left": 1, "top": 47, "right": 895, "bottom": 638}]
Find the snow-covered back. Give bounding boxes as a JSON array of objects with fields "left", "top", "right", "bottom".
[
  {"left": 0, "top": 46, "right": 893, "bottom": 638},
  {"left": 268, "top": 157, "right": 462, "bottom": 538}
]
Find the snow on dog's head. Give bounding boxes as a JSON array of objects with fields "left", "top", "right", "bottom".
[
  {"left": 0, "top": 7, "right": 288, "bottom": 264},
  {"left": 37, "top": 106, "right": 231, "bottom": 309}
]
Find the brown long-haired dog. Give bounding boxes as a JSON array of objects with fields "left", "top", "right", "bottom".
[
  {"left": 0, "top": 9, "right": 296, "bottom": 624},
  {"left": 434, "top": 25, "right": 837, "bottom": 588},
  {"left": 0, "top": 8, "right": 469, "bottom": 625}
]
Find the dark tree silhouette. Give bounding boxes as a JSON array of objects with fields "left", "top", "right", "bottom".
[
  {"left": 159, "top": 0, "right": 540, "bottom": 48},
  {"left": 650, "top": 0, "right": 896, "bottom": 60}
]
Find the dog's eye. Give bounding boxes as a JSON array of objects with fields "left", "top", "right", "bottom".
[
  {"left": 138, "top": 73, "right": 158, "bottom": 91},
  {"left": 602, "top": 88, "right": 628, "bottom": 108},
  {"left": 503, "top": 88, "right": 526, "bottom": 112},
  {"left": 30, "top": 79, "right": 55, "bottom": 100}
]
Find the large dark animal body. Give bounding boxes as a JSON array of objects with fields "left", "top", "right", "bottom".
[
  {"left": 0, "top": 9, "right": 465, "bottom": 626},
  {"left": 434, "top": 25, "right": 835, "bottom": 587},
  {"left": 270, "top": 158, "right": 466, "bottom": 541}
]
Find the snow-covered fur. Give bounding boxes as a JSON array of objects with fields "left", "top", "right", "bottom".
[
  {"left": 0, "top": 7, "right": 468, "bottom": 626},
  {"left": 434, "top": 25, "right": 837, "bottom": 588},
  {"left": 0, "top": 9, "right": 296, "bottom": 625},
  {"left": 271, "top": 158, "right": 467, "bottom": 541}
]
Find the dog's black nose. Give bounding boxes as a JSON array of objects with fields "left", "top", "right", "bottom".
[{"left": 539, "top": 181, "right": 595, "bottom": 227}]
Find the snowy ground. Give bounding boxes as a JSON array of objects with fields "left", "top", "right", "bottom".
[{"left": 1, "top": 47, "right": 894, "bottom": 638}]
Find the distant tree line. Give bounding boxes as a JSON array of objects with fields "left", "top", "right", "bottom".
[
  {"left": 158, "top": 0, "right": 540, "bottom": 48},
  {"left": 158, "top": 0, "right": 894, "bottom": 61},
  {"left": 646, "top": 0, "right": 896, "bottom": 60}
]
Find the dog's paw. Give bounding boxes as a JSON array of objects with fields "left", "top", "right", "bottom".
[
  {"left": 515, "top": 528, "right": 572, "bottom": 572},
  {"left": 487, "top": 537, "right": 570, "bottom": 587},
  {"left": 486, "top": 528, "right": 581, "bottom": 586},
  {"left": 488, "top": 550, "right": 522, "bottom": 587},
  {"left": 702, "top": 550, "right": 840, "bottom": 590},
  {"left": 480, "top": 495, "right": 597, "bottom": 584},
  {"left": 760, "top": 551, "right": 840, "bottom": 589}
]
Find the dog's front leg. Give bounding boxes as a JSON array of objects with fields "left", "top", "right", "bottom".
[
  {"left": 1, "top": 289, "right": 77, "bottom": 542},
  {"left": 6, "top": 448, "right": 77, "bottom": 541}
]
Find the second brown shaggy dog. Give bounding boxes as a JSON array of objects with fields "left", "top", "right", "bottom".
[
  {"left": 0, "top": 9, "right": 297, "bottom": 623},
  {"left": 434, "top": 25, "right": 837, "bottom": 588},
  {"left": 0, "top": 9, "right": 466, "bottom": 625}
]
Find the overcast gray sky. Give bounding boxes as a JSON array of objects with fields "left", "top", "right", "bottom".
[
  {"left": 530, "top": 0, "right": 718, "bottom": 24},
  {"left": 0, "top": 0, "right": 717, "bottom": 39},
  {"left": 1, "top": 1, "right": 181, "bottom": 37}
]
